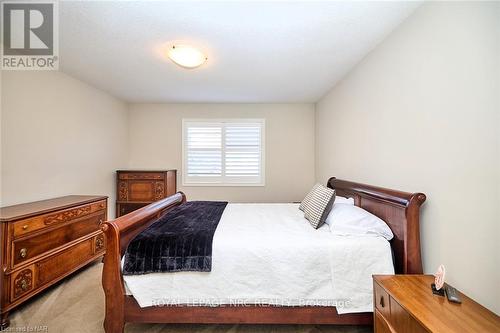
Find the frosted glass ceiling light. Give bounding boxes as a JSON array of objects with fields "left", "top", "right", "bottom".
[{"left": 168, "top": 45, "right": 207, "bottom": 69}]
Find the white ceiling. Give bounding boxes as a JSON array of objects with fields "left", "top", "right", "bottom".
[{"left": 60, "top": 1, "right": 421, "bottom": 103}]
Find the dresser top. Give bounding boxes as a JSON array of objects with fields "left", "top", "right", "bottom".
[
  {"left": 374, "top": 275, "right": 500, "bottom": 333},
  {"left": 0, "top": 195, "right": 108, "bottom": 222}
]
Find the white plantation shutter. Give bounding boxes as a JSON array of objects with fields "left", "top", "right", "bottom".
[
  {"left": 225, "top": 124, "right": 261, "bottom": 178},
  {"left": 186, "top": 124, "right": 222, "bottom": 177},
  {"left": 183, "top": 119, "right": 264, "bottom": 185}
]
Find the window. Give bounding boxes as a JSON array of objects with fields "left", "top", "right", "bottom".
[{"left": 182, "top": 119, "right": 265, "bottom": 186}]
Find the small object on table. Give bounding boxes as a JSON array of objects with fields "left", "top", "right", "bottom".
[
  {"left": 445, "top": 284, "right": 462, "bottom": 304},
  {"left": 431, "top": 282, "right": 445, "bottom": 296},
  {"left": 431, "top": 264, "right": 446, "bottom": 296}
]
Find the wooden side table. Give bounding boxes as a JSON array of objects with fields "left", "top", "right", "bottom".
[{"left": 373, "top": 275, "right": 500, "bottom": 332}]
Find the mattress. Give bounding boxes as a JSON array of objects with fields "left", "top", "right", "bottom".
[{"left": 122, "top": 203, "right": 394, "bottom": 314}]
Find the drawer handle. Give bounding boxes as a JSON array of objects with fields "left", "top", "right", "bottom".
[
  {"left": 99, "top": 203, "right": 105, "bottom": 208},
  {"left": 19, "top": 248, "right": 28, "bottom": 259},
  {"left": 22, "top": 225, "right": 28, "bottom": 230},
  {"left": 379, "top": 295, "right": 385, "bottom": 308},
  {"left": 20, "top": 279, "right": 29, "bottom": 291},
  {"left": 98, "top": 218, "right": 104, "bottom": 225},
  {"left": 96, "top": 237, "right": 105, "bottom": 251}
]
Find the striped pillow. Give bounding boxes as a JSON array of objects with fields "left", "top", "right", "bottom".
[
  {"left": 302, "top": 185, "right": 336, "bottom": 229},
  {"left": 299, "top": 183, "right": 322, "bottom": 211}
]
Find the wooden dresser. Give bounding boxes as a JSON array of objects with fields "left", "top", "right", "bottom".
[
  {"left": 373, "top": 275, "right": 500, "bottom": 333},
  {"left": 0, "top": 195, "right": 107, "bottom": 329},
  {"left": 116, "top": 170, "right": 177, "bottom": 217}
]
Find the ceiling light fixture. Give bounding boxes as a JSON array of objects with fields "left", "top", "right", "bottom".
[{"left": 167, "top": 44, "right": 207, "bottom": 69}]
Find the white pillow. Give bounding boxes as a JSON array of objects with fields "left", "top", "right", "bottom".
[
  {"left": 335, "top": 196, "right": 354, "bottom": 205},
  {"left": 325, "top": 203, "right": 394, "bottom": 240}
]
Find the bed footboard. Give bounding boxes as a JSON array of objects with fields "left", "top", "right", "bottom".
[{"left": 101, "top": 192, "right": 186, "bottom": 333}]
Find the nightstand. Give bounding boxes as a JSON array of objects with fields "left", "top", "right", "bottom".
[{"left": 373, "top": 275, "right": 500, "bottom": 333}]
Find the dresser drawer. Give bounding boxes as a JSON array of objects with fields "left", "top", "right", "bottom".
[
  {"left": 35, "top": 236, "right": 96, "bottom": 286},
  {"left": 9, "top": 233, "right": 104, "bottom": 302},
  {"left": 408, "top": 315, "right": 429, "bottom": 333},
  {"left": 118, "top": 180, "right": 166, "bottom": 202},
  {"left": 375, "top": 309, "right": 396, "bottom": 333},
  {"left": 12, "top": 212, "right": 105, "bottom": 266},
  {"left": 390, "top": 296, "right": 409, "bottom": 332},
  {"left": 13, "top": 200, "right": 107, "bottom": 238},
  {"left": 119, "top": 172, "right": 164, "bottom": 180},
  {"left": 116, "top": 170, "right": 176, "bottom": 217},
  {"left": 374, "top": 280, "right": 391, "bottom": 318},
  {"left": 128, "top": 181, "right": 157, "bottom": 201},
  {"left": 388, "top": 296, "right": 429, "bottom": 333}
]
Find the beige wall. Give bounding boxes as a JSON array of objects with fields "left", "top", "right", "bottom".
[
  {"left": 316, "top": 2, "right": 500, "bottom": 314},
  {"left": 1, "top": 74, "right": 315, "bottom": 210},
  {"left": 1, "top": 71, "right": 129, "bottom": 218},
  {"left": 128, "top": 103, "right": 315, "bottom": 202}
]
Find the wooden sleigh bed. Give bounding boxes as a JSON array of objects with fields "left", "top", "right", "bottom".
[{"left": 101, "top": 177, "right": 426, "bottom": 332}]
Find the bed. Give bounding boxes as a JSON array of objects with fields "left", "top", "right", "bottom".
[{"left": 101, "top": 177, "right": 426, "bottom": 332}]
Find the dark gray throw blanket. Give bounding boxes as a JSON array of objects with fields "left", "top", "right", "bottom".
[{"left": 122, "top": 201, "right": 228, "bottom": 275}]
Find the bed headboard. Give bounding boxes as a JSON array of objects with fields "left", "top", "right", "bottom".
[{"left": 327, "top": 177, "right": 426, "bottom": 274}]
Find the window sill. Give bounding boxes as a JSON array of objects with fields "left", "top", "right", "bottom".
[{"left": 182, "top": 182, "right": 265, "bottom": 187}]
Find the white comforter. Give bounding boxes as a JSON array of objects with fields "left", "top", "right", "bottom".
[{"left": 123, "top": 203, "right": 394, "bottom": 314}]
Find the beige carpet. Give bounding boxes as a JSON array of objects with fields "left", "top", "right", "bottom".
[{"left": 9, "top": 262, "right": 372, "bottom": 333}]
